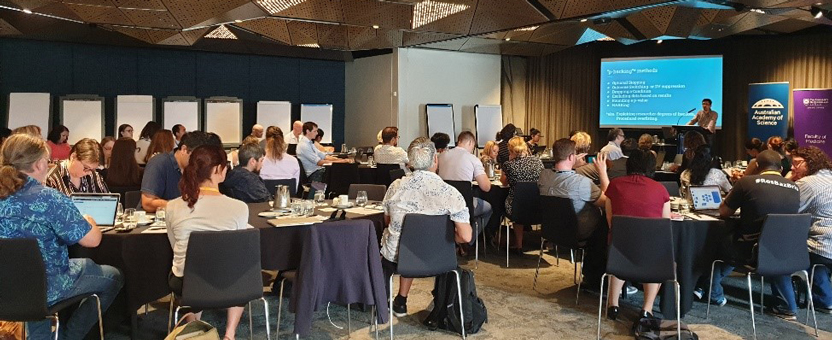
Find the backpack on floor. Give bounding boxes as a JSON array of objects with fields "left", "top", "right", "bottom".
[
  {"left": 423, "top": 267, "right": 488, "bottom": 335},
  {"left": 633, "top": 317, "right": 698, "bottom": 340}
]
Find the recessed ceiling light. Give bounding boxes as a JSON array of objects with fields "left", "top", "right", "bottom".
[
  {"left": 298, "top": 43, "right": 319, "bottom": 48},
  {"left": 234, "top": 19, "right": 242, "bottom": 23},
  {"left": 580, "top": 18, "right": 588, "bottom": 23},
  {"left": 412, "top": 0, "right": 470, "bottom": 29},
  {"left": 205, "top": 25, "right": 237, "bottom": 39},
  {"left": 22, "top": 9, "right": 32, "bottom": 14},
  {"left": 372, "top": 24, "right": 379, "bottom": 29},
  {"left": 505, "top": 37, "right": 511, "bottom": 41},
  {"left": 657, "top": 39, "right": 663, "bottom": 44}
]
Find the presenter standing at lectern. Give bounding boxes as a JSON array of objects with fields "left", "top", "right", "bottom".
[{"left": 687, "top": 98, "right": 717, "bottom": 144}]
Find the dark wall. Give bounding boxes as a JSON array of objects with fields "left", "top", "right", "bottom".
[{"left": 0, "top": 38, "right": 346, "bottom": 145}]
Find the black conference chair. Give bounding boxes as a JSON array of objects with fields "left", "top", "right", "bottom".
[
  {"left": 445, "top": 180, "right": 486, "bottom": 268},
  {"left": 326, "top": 163, "right": 360, "bottom": 198},
  {"left": 597, "top": 216, "right": 681, "bottom": 340},
  {"left": 0, "top": 239, "right": 104, "bottom": 340},
  {"left": 348, "top": 184, "right": 387, "bottom": 201},
  {"left": 264, "top": 179, "right": 298, "bottom": 199},
  {"left": 167, "top": 229, "right": 270, "bottom": 339},
  {"left": 287, "top": 143, "right": 298, "bottom": 156},
  {"left": 706, "top": 214, "right": 817, "bottom": 339},
  {"left": 375, "top": 164, "right": 402, "bottom": 188},
  {"left": 124, "top": 190, "right": 142, "bottom": 210},
  {"left": 502, "top": 182, "right": 541, "bottom": 268},
  {"left": 659, "top": 181, "right": 680, "bottom": 197},
  {"left": 109, "top": 186, "right": 140, "bottom": 203},
  {"left": 389, "top": 214, "right": 467, "bottom": 339},
  {"left": 534, "top": 196, "right": 587, "bottom": 304},
  {"left": 389, "top": 169, "right": 406, "bottom": 183}
]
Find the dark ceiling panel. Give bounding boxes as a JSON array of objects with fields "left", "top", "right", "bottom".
[
  {"left": 528, "top": 21, "right": 585, "bottom": 45},
  {"left": 317, "top": 23, "right": 348, "bottom": 49},
  {"left": 235, "top": 17, "right": 291, "bottom": 44},
  {"left": 287, "top": 20, "right": 317, "bottom": 46},
  {"left": 29, "top": 2, "right": 84, "bottom": 21},
  {"left": 538, "top": 0, "right": 568, "bottom": 19},
  {"left": 111, "top": 0, "right": 166, "bottom": 10},
  {"left": 625, "top": 12, "right": 663, "bottom": 38},
  {"left": 180, "top": 27, "right": 207, "bottom": 44},
  {"left": 341, "top": 0, "right": 411, "bottom": 30},
  {"left": 640, "top": 5, "right": 676, "bottom": 33},
  {"left": 560, "top": 0, "right": 667, "bottom": 19},
  {"left": 401, "top": 30, "right": 461, "bottom": 46},
  {"left": 665, "top": 6, "right": 701, "bottom": 37},
  {"left": 0, "top": 17, "right": 22, "bottom": 35},
  {"left": 120, "top": 8, "right": 180, "bottom": 29},
  {"left": 9, "top": 0, "right": 54, "bottom": 10},
  {"left": 469, "top": 0, "right": 547, "bottom": 34},
  {"left": 420, "top": 36, "right": 468, "bottom": 51}
]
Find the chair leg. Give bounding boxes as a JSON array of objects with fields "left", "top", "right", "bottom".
[
  {"left": 760, "top": 276, "right": 764, "bottom": 315},
  {"left": 505, "top": 223, "right": 510, "bottom": 268},
  {"left": 277, "top": 278, "right": 286, "bottom": 338},
  {"left": 533, "top": 237, "right": 545, "bottom": 290},
  {"left": 597, "top": 274, "right": 609, "bottom": 340},
  {"left": 452, "top": 270, "right": 466, "bottom": 340},
  {"left": 173, "top": 306, "right": 182, "bottom": 334},
  {"left": 144, "top": 303, "right": 149, "bottom": 317},
  {"left": 570, "top": 249, "right": 574, "bottom": 265},
  {"left": 808, "top": 264, "right": 821, "bottom": 325},
  {"left": 706, "top": 260, "right": 723, "bottom": 319},
  {"left": 747, "top": 273, "right": 757, "bottom": 340},
  {"left": 481, "top": 226, "right": 487, "bottom": 257},
  {"left": 91, "top": 294, "right": 104, "bottom": 340},
  {"left": 576, "top": 249, "right": 583, "bottom": 305},
  {"left": 675, "top": 281, "right": 681, "bottom": 336},
  {"left": 50, "top": 315, "right": 59, "bottom": 340},
  {"left": 795, "top": 270, "right": 819, "bottom": 337},
  {"left": 554, "top": 245, "right": 559, "bottom": 267},
  {"left": 389, "top": 275, "right": 395, "bottom": 340},
  {"left": 474, "top": 221, "right": 479, "bottom": 269},
  {"left": 347, "top": 303, "right": 352, "bottom": 335},
  {"left": 261, "top": 297, "right": 271, "bottom": 340},
  {"left": 248, "top": 302, "right": 253, "bottom": 340}
]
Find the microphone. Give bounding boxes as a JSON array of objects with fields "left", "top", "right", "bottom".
[
  {"left": 676, "top": 108, "right": 697, "bottom": 126},
  {"left": 687, "top": 107, "right": 697, "bottom": 113}
]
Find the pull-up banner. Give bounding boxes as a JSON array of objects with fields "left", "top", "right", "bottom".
[
  {"left": 794, "top": 89, "right": 832, "bottom": 156},
  {"left": 747, "top": 82, "right": 789, "bottom": 142}
]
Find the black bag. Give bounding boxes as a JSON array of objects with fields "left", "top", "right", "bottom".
[
  {"left": 423, "top": 268, "right": 487, "bottom": 335},
  {"left": 633, "top": 317, "right": 698, "bottom": 340}
]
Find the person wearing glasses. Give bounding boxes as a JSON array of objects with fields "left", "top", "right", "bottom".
[
  {"left": 45, "top": 138, "right": 109, "bottom": 195},
  {"left": 373, "top": 127, "right": 409, "bottom": 166},
  {"left": 599, "top": 128, "right": 626, "bottom": 161},
  {"left": 687, "top": 98, "right": 718, "bottom": 135}
]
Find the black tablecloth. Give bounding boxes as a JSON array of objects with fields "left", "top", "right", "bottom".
[{"left": 659, "top": 218, "right": 734, "bottom": 318}]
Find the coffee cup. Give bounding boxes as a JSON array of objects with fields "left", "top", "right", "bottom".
[{"left": 338, "top": 195, "right": 349, "bottom": 205}]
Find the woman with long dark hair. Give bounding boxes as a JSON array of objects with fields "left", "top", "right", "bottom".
[
  {"left": 106, "top": 138, "right": 143, "bottom": 188},
  {"left": 680, "top": 145, "right": 731, "bottom": 195},
  {"left": 46, "top": 125, "right": 71, "bottom": 161},
  {"left": 100, "top": 136, "right": 116, "bottom": 169},
  {"left": 135, "top": 121, "right": 161, "bottom": 165},
  {"left": 165, "top": 145, "right": 249, "bottom": 340},
  {"left": 118, "top": 124, "right": 134, "bottom": 139}
]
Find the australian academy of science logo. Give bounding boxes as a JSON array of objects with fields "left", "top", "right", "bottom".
[
  {"left": 802, "top": 97, "right": 829, "bottom": 108},
  {"left": 751, "top": 98, "right": 785, "bottom": 126},
  {"left": 751, "top": 98, "right": 785, "bottom": 109}
]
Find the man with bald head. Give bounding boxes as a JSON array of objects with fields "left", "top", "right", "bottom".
[
  {"left": 286, "top": 120, "right": 303, "bottom": 145},
  {"left": 249, "top": 124, "right": 264, "bottom": 140}
]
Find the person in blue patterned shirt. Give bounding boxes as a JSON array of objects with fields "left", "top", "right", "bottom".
[{"left": 0, "top": 134, "right": 123, "bottom": 339}]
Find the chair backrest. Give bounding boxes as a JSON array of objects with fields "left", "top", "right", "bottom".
[
  {"left": 125, "top": 190, "right": 142, "bottom": 210},
  {"left": 109, "top": 185, "right": 141, "bottom": 202},
  {"left": 264, "top": 179, "right": 298, "bottom": 199},
  {"left": 510, "top": 182, "right": 541, "bottom": 225},
  {"left": 607, "top": 216, "right": 676, "bottom": 283},
  {"left": 375, "top": 164, "right": 401, "bottom": 187},
  {"left": 296, "top": 157, "right": 308, "bottom": 187},
  {"left": 326, "top": 163, "right": 360, "bottom": 197},
  {"left": 539, "top": 196, "right": 582, "bottom": 248},
  {"left": 659, "top": 181, "right": 680, "bottom": 197},
  {"left": 181, "top": 229, "right": 263, "bottom": 309},
  {"left": 756, "top": 214, "right": 812, "bottom": 276},
  {"left": 0, "top": 238, "right": 49, "bottom": 321},
  {"left": 444, "top": 180, "right": 475, "bottom": 224},
  {"left": 389, "top": 168, "right": 406, "bottom": 183},
  {"left": 287, "top": 143, "right": 298, "bottom": 155},
  {"left": 397, "top": 214, "right": 458, "bottom": 278},
  {"left": 348, "top": 184, "right": 386, "bottom": 201}
]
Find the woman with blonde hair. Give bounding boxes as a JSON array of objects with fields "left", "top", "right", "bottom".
[
  {"left": 144, "top": 129, "right": 175, "bottom": 164},
  {"left": 259, "top": 126, "right": 300, "bottom": 188},
  {"left": 45, "top": 138, "right": 109, "bottom": 195},
  {"left": 12, "top": 125, "right": 42, "bottom": 137},
  {"left": 480, "top": 140, "right": 499, "bottom": 168},
  {"left": 500, "top": 136, "right": 543, "bottom": 253},
  {"left": 638, "top": 134, "right": 657, "bottom": 158}
]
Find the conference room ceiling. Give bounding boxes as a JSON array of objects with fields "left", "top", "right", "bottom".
[{"left": 0, "top": 0, "right": 830, "bottom": 57}]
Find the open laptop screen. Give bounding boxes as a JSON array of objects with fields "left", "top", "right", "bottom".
[
  {"left": 71, "top": 193, "right": 120, "bottom": 226},
  {"left": 688, "top": 186, "right": 722, "bottom": 210}
]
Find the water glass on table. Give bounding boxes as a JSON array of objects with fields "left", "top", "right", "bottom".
[
  {"left": 155, "top": 207, "right": 166, "bottom": 224},
  {"left": 291, "top": 199, "right": 304, "bottom": 217},
  {"left": 116, "top": 203, "right": 123, "bottom": 223},
  {"left": 314, "top": 191, "right": 326, "bottom": 205},
  {"left": 356, "top": 191, "right": 368, "bottom": 207},
  {"left": 123, "top": 208, "right": 137, "bottom": 230}
]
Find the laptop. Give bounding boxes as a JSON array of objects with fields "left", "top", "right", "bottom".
[
  {"left": 687, "top": 185, "right": 722, "bottom": 217},
  {"left": 71, "top": 193, "right": 121, "bottom": 228}
]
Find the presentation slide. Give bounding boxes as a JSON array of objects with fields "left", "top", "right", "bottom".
[{"left": 600, "top": 56, "right": 722, "bottom": 129}]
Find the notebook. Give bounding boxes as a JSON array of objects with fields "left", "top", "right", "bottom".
[
  {"left": 688, "top": 185, "right": 722, "bottom": 217},
  {"left": 71, "top": 193, "right": 121, "bottom": 226}
]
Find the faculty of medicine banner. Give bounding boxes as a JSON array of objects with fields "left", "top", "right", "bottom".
[
  {"left": 794, "top": 89, "right": 832, "bottom": 156},
  {"left": 747, "top": 82, "right": 789, "bottom": 142}
]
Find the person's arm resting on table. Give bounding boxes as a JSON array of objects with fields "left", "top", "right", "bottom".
[
  {"left": 141, "top": 192, "right": 167, "bottom": 213},
  {"left": 719, "top": 180, "right": 742, "bottom": 218}
]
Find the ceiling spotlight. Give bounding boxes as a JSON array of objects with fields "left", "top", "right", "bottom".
[
  {"left": 372, "top": 24, "right": 379, "bottom": 29},
  {"left": 749, "top": 8, "right": 765, "bottom": 14},
  {"left": 234, "top": 19, "right": 242, "bottom": 23},
  {"left": 657, "top": 39, "right": 663, "bottom": 44},
  {"left": 580, "top": 18, "right": 588, "bottom": 23},
  {"left": 22, "top": 8, "right": 32, "bottom": 14},
  {"left": 505, "top": 37, "right": 511, "bottom": 41},
  {"left": 811, "top": 6, "right": 824, "bottom": 19}
]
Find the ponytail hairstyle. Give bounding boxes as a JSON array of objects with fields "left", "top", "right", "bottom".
[
  {"left": 265, "top": 126, "right": 286, "bottom": 161},
  {"left": 178, "top": 145, "right": 228, "bottom": 209},
  {"left": 0, "top": 134, "right": 50, "bottom": 199}
]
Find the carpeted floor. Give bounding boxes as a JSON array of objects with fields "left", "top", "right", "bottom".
[{"left": 108, "top": 246, "right": 832, "bottom": 339}]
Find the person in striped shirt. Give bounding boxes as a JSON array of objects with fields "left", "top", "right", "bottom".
[{"left": 45, "top": 138, "right": 109, "bottom": 195}]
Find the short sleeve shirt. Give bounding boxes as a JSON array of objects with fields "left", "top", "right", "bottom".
[
  {"left": 373, "top": 145, "right": 409, "bottom": 165},
  {"left": 723, "top": 172, "right": 799, "bottom": 240},
  {"left": 45, "top": 160, "right": 110, "bottom": 195},
  {"left": 381, "top": 170, "right": 469, "bottom": 262},
  {"left": 606, "top": 174, "right": 670, "bottom": 219},
  {"left": 0, "top": 177, "right": 91, "bottom": 304},
  {"left": 438, "top": 147, "right": 485, "bottom": 181},
  {"left": 296, "top": 136, "right": 327, "bottom": 176},
  {"left": 689, "top": 110, "right": 718, "bottom": 133},
  {"left": 538, "top": 169, "right": 602, "bottom": 239},
  {"left": 497, "top": 140, "right": 510, "bottom": 166},
  {"left": 141, "top": 152, "right": 182, "bottom": 200},
  {"left": 599, "top": 142, "right": 624, "bottom": 160}
]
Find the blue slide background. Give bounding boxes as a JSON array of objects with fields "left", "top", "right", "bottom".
[{"left": 600, "top": 56, "right": 722, "bottom": 128}]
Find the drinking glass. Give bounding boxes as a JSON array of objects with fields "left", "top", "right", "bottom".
[
  {"left": 291, "top": 199, "right": 304, "bottom": 217},
  {"left": 123, "top": 208, "right": 137, "bottom": 230},
  {"left": 314, "top": 191, "right": 326, "bottom": 205},
  {"left": 305, "top": 200, "right": 316, "bottom": 216},
  {"left": 116, "top": 203, "right": 123, "bottom": 223},
  {"left": 341, "top": 144, "right": 347, "bottom": 153},
  {"left": 155, "top": 207, "right": 166, "bottom": 224},
  {"left": 368, "top": 155, "right": 375, "bottom": 167},
  {"left": 356, "top": 191, "right": 368, "bottom": 207}
]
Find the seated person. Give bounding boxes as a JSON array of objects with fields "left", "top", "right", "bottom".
[
  {"left": 599, "top": 128, "right": 625, "bottom": 161},
  {"left": 260, "top": 126, "right": 300, "bottom": 188},
  {"left": 526, "top": 128, "right": 543, "bottom": 155},
  {"left": 0, "top": 134, "right": 123, "bottom": 339},
  {"left": 431, "top": 132, "right": 451, "bottom": 154},
  {"left": 739, "top": 137, "right": 765, "bottom": 177},
  {"left": 790, "top": 147, "right": 832, "bottom": 312},
  {"left": 571, "top": 131, "right": 600, "bottom": 183},
  {"left": 141, "top": 131, "right": 212, "bottom": 212},
  {"left": 438, "top": 131, "right": 493, "bottom": 247},
  {"left": 607, "top": 138, "right": 637, "bottom": 181},
  {"left": 638, "top": 134, "right": 657, "bottom": 158},
  {"left": 296, "top": 122, "right": 351, "bottom": 183},
  {"left": 381, "top": 137, "right": 472, "bottom": 317},
  {"left": 501, "top": 137, "right": 544, "bottom": 254},
  {"left": 704, "top": 150, "right": 800, "bottom": 319},
  {"left": 222, "top": 139, "right": 269, "bottom": 203},
  {"left": 374, "top": 127, "right": 409, "bottom": 166},
  {"left": 46, "top": 125, "right": 71, "bottom": 161},
  {"left": 313, "top": 128, "right": 335, "bottom": 153},
  {"left": 480, "top": 140, "right": 498, "bottom": 169},
  {"left": 604, "top": 148, "right": 671, "bottom": 320},
  {"left": 46, "top": 138, "right": 109, "bottom": 195},
  {"left": 166, "top": 145, "right": 251, "bottom": 340},
  {"left": 497, "top": 124, "right": 517, "bottom": 166},
  {"left": 680, "top": 145, "right": 731, "bottom": 195},
  {"left": 670, "top": 131, "right": 707, "bottom": 174},
  {"left": 105, "top": 137, "right": 144, "bottom": 189}
]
